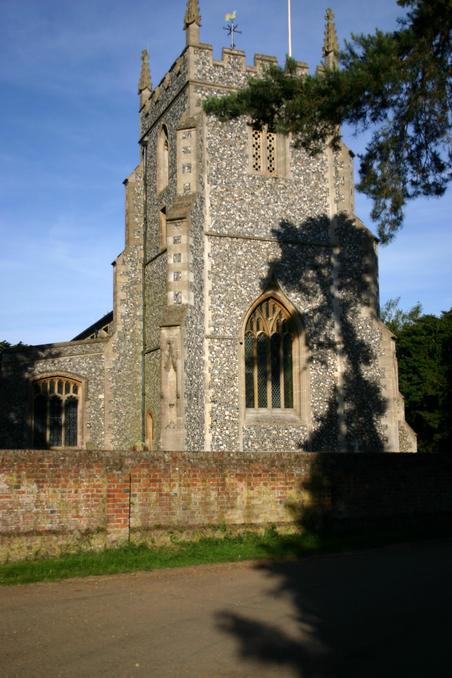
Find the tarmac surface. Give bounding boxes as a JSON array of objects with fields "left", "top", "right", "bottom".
[{"left": 1, "top": 539, "right": 451, "bottom": 678}]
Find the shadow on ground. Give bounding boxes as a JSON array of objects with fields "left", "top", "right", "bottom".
[{"left": 216, "top": 539, "right": 452, "bottom": 677}]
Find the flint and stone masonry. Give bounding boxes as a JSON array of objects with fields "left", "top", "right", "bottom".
[{"left": 0, "top": 2, "right": 416, "bottom": 454}]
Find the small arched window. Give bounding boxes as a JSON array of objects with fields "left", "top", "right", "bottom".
[
  {"left": 244, "top": 297, "right": 294, "bottom": 409},
  {"left": 157, "top": 125, "right": 169, "bottom": 192},
  {"left": 32, "top": 377, "right": 81, "bottom": 448}
]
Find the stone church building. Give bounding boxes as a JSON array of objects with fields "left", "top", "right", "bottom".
[{"left": 0, "top": 1, "right": 416, "bottom": 453}]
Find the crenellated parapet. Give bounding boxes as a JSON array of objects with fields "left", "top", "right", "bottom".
[
  {"left": 192, "top": 45, "right": 308, "bottom": 86},
  {"left": 140, "top": 41, "right": 308, "bottom": 137}
]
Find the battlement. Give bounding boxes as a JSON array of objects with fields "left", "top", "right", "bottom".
[
  {"left": 204, "top": 44, "right": 308, "bottom": 77},
  {"left": 140, "top": 41, "right": 309, "bottom": 136}
]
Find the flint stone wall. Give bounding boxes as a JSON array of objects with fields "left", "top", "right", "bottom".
[{"left": 0, "top": 342, "right": 107, "bottom": 450}]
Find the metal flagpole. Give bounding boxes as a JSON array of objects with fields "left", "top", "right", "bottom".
[{"left": 288, "top": 0, "right": 292, "bottom": 57}]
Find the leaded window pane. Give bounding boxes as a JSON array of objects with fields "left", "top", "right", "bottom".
[
  {"left": 32, "top": 377, "right": 81, "bottom": 448},
  {"left": 245, "top": 334, "right": 255, "bottom": 408},
  {"left": 283, "top": 333, "right": 293, "bottom": 408},
  {"left": 49, "top": 396, "right": 63, "bottom": 447},
  {"left": 257, "top": 334, "right": 268, "bottom": 408},
  {"left": 33, "top": 395, "right": 47, "bottom": 449},
  {"left": 271, "top": 333, "right": 281, "bottom": 408},
  {"left": 245, "top": 297, "right": 295, "bottom": 411},
  {"left": 64, "top": 397, "right": 78, "bottom": 447}
]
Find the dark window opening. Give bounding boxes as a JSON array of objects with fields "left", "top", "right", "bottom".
[{"left": 32, "top": 378, "right": 80, "bottom": 448}]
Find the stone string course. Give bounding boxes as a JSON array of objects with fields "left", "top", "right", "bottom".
[{"left": 1, "top": 450, "right": 450, "bottom": 563}]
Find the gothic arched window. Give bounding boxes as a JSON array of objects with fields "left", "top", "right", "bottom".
[
  {"left": 157, "top": 125, "right": 169, "bottom": 192},
  {"left": 32, "top": 377, "right": 81, "bottom": 448},
  {"left": 244, "top": 297, "right": 294, "bottom": 409}
]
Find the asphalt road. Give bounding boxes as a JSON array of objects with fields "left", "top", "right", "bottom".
[{"left": 1, "top": 539, "right": 451, "bottom": 678}]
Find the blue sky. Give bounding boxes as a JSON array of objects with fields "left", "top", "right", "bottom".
[{"left": 0, "top": 0, "right": 450, "bottom": 345}]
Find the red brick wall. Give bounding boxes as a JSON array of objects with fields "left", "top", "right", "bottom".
[{"left": 1, "top": 450, "right": 451, "bottom": 561}]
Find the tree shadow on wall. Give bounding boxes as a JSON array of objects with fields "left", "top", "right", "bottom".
[
  {"left": 0, "top": 344, "right": 55, "bottom": 449},
  {"left": 259, "top": 213, "right": 386, "bottom": 455},
  {"left": 257, "top": 213, "right": 390, "bottom": 533}
]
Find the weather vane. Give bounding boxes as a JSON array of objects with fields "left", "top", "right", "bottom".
[{"left": 223, "top": 11, "right": 241, "bottom": 49}]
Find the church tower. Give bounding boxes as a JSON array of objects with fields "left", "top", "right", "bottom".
[
  {"left": 0, "top": 2, "right": 416, "bottom": 454},
  {"left": 138, "top": 2, "right": 415, "bottom": 453}
]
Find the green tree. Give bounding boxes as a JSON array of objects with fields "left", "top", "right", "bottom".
[
  {"left": 396, "top": 309, "right": 452, "bottom": 453},
  {"left": 204, "top": 0, "right": 451, "bottom": 242},
  {"left": 0, "top": 340, "right": 27, "bottom": 353},
  {"left": 381, "top": 297, "right": 422, "bottom": 334}
]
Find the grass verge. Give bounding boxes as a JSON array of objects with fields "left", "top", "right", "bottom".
[{"left": 1, "top": 524, "right": 450, "bottom": 586}]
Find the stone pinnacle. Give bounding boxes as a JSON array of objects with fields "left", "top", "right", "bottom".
[
  {"left": 323, "top": 8, "right": 339, "bottom": 69},
  {"left": 184, "top": 0, "right": 201, "bottom": 29},
  {"left": 138, "top": 49, "right": 152, "bottom": 93}
]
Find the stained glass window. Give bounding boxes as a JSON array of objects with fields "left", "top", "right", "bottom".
[
  {"left": 245, "top": 297, "right": 294, "bottom": 410},
  {"left": 32, "top": 377, "right": 80, "bottom": 448}
]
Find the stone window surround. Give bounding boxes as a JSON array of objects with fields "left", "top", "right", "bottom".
[
  {"left": 239, "top": 290, "right": 311, "bottom": 428},
  {"left": 28, "top": 371, "right": 87, "bottom": 449}
]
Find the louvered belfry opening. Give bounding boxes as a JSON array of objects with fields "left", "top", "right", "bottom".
[
  {"left": 245, "top": 298, "right": 294, "bottom": 409},
  {"left": 251, "top": 128, "right": 277, "bottom": 176}
]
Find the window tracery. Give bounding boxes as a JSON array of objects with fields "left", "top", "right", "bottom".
[
  {"left": 32, "top": 377, "right": 81, "bottom": 448},
  {"left": 244, "top": 298, "right": 294, "bottom": 409}
]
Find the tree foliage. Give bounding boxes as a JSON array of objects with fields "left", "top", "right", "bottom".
[
  {"left": 204, "top": 0, "right": 451, "bottom": 242},
  {"left": 393, "top": 308, "right": 452, "bottom": 453},
  {"left": 381, "top": 296, "right": 423, "bottom": 334},
  {"left": 0, "top": 340, "right": 27, "bottom": 353}
]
